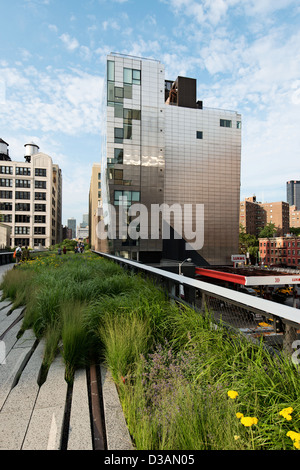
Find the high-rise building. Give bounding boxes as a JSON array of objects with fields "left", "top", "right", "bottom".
[
  {"left": 67, "top": 217, "right": 76, "bottom": 239},
  {"left": 0, "top": 138, "right": 62, "bottom": 248},
  {"left": 100, "top": 53, "right": 242, "bottom": 265},
  {"left": 287, "top": 180, "right": 300, "bottom": 209},
  {"left": 240, "top": 197, "right": 290, "bottom": 237},
  {"left": 89, "top": 163, "right": 106, "bottom": 251},
  {"left": 81, "top": 213, "right": 89, "bottom": 228},
  {"left": 290, "top": 205, "right": 300, "bottom": 229}
]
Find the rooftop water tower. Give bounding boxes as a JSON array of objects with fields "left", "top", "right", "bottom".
[
  {"left": 24, "top": 141, "right": 39, "bottom": 163},
  {"left": 0, "top": 138, "right": 11, "bottom": 161}
]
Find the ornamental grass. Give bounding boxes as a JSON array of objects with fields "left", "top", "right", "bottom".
[{"left": 1, "top": 251, "right": 300, "bottom": 449}]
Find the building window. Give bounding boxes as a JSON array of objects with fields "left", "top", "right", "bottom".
[
  {"left": 15, "top": 238, "right": 30, "bottom": 247},
  {"left": 0, "top": 178, "right": 12, "bottom": 187},
  {"left": 114, "top": 127, "right": 124, "bottom": 143},
  {"left": 237, "top": 121, "right": 242, "bottom": 129},
  {"left": 0, "top": 166, "right": 13, "bottom": 174},
  {"left": 16, "top": 215, "right": 30, "bottom": 223},
  {"left": 0, "top": 190, "right": 12, "bottom": 199},
  {"left": 110, "top": 148, "right": 123, "bottom": 165},
  {"left": 34, "top": 227, "right": 46, "bottom": 235},
  {"left": 0, "top": 202, "right": 12, "bottom": 211},
  {"left": 34, "top": 215, "right": 46, "bottom": 223},
  {"left": 34, "top": 204, "right": 46, "bottom": 212},
  {"left": 15, "top": 191, "right": 30, "bottom": 200},
  {"left": 123, "top": 108, "right": 141, "bottom": 121},
  {"left": 15, "top": 226, "right": 30, "bottom": 235},
  {"left": 107, "top": 60, "right": 115, "bottom": 82},
  {"left": 16, "top": 167, "right": 30, "bottom": 176},
  {"left": 35, "top": 180, "right": 47, "bottom": 189},
  {"left": 35, "top": 192, "right": 46, "bottom": 200},
  {"left": 114, "top": 190, "right": 140, "bottom": 206},
  {"left": 124, "top": 68, "right": 141, "bottom": 85},
  {"left": 196, "top": 131, "right": 203, "bottom": 139},
  {"left": 15, "top": 203, "right": 30, "bottom": 211},
  {"left": 35, "top": 168, "right": 47, "bottom": 177},
  {"left": 16, "top": 179, "right": 31, "bottom": 188},
  {"left": 220, "top": 119, "right": 232, "bottom": 128},
  {"left": 109, "top": 169, "right": 123, "bottom": 182},
  {"left": 34, "top": 238, "right": 46, "bottom": 247},
  {"left": 115, "top": 87, "right": 124, "bottom": 100}
]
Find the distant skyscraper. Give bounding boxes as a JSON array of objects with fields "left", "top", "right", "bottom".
[
  {"left": 81, "top": 213, "right": 89, "bottom": 227},
  {"left": 287, "top": 181, "right": 300, "bottom": 209},
  {"left": 67, "top": 217, "right": 76, "bottom": 239}
]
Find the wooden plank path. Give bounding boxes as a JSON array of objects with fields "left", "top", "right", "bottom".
[{"left": 0, "top": 288, "right": 134, "bottom": 451}]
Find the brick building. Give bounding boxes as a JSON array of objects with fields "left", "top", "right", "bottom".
[
  {"left": 259, "top": 236, "right": 300, "bottom": 268},
  {"left": 240, "top": 196, "right": 290, "bottom": 237}
]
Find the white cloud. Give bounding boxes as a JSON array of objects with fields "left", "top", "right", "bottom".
[
  {"left": 59, "top": 33, "right": 79, "bottom": 51},
  {"left": 48, "top": 24, "right": 58, "bottom": 33},
  {"left": 0, "top": 64, "right": 104, "bottom": 135}
]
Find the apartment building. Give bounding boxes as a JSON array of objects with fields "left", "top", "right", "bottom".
[
  {"left": 290, "top": 205, "right": 300, "bottom": 229},
  {"left": 0, "top": 138, "right": 62, "bottom": 248},
  {"left": 259, "top": 236, "right": 300, "bottom": 268},
  {"left": 240, "top": 196, "right": 290, "bottom": 237},
  {"left": 89, "top": 163, "right": 106, "bottom": 251},
  {"left": 100, "top": 53, "right": 242, "bottom": 265}
]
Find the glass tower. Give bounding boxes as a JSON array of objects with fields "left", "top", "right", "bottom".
[{"left": 287, "top": 180, "right": 300, "bottom": 209}]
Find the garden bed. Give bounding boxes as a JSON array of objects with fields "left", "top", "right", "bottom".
[{"left": 1, "top": 251, "right": 300, "bottom": 450}]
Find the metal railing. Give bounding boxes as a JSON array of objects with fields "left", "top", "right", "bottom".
[
  {"left": 0, "top": 252, "right": 14, "bottom": 265},
  {"left": 93, "top": 251, "right": 300, "bottom": 356}
]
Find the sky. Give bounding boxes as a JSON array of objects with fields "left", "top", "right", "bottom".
[{"left": 0, "top": 0, "right": 300, "bottom": 227}]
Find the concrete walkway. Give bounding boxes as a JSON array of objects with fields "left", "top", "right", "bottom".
[{"left": 0, "top": 263, "right": 134, "bottom": 451}]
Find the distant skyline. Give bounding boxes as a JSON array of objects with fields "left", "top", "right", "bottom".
[{"left": 1, "top": 0, "right": 300, "bottom": 225}]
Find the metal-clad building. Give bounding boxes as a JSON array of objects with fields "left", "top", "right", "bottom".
[{"left": 100, "top": 53, "right": 241, "bottom": 266}]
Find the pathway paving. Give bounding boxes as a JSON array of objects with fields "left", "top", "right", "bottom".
[{"left": 0, "top": 263, "right": 134, "bottom": 450}]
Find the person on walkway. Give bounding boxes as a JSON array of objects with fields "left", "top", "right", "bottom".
[
  {"left": 15, "top": 245, "right": 22, "bottom": 263},
  {"left": 63, "top": 246, "right": 67, "bottom": 255}
]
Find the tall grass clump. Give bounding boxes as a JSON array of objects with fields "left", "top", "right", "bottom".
[
  {"left": 61, "top": 301, "right": 92, "bottom": 382},
  {"left": 1, "top": 268, "right": 35, "bottom": 309},
  {"left": 115, "top": 303, "right": 300, "bottom": 450},
  {"left": 98, "top": 312, "right": 151, "bottom": 382},
  {"left": 3, "top": 251, "right": 300, "bottom": 449}
]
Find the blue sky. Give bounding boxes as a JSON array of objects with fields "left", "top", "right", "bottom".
[{"left": 1, "top": 0, "right": 300, "bottom": 226}]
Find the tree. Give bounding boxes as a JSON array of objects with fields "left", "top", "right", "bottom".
[
  {"left": 258, "top": 222, "right": 277, "bottom": 238},
  {"left": 289, "top": 227, "right": 300, "bottom": 236},
  {"left": 239, "top": 224, "right": 259, "bottom": 262}
]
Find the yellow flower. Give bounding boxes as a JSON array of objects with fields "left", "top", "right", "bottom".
[
  {"left": 236, "top": 412, "right": 244, "bottom": 419},
  {"left": 234, "top": 435, "right": 240, "bottom": 441},
  {"left": 228, "top": 390, "right": 238, "bottom": 399},
  {"left": 294, "top": 441, "right": 300, "bottom": 450},
  {"left": 287, "top": 431, "right": 300, "bottom": 442},
  {"left": 280, "top": 407, "right": 294, "bottom": 420},
  {"left": 240, "top": 416, "right": 258, "bottom": 427}
]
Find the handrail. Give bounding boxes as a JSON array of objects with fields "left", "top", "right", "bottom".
[{"left": 92, "top": 251, "right": 300, "bottom": 329}]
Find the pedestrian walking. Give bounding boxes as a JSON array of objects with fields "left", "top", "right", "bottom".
[{"left": 15, "top": 245, "right": 22, "bottom": 263}]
